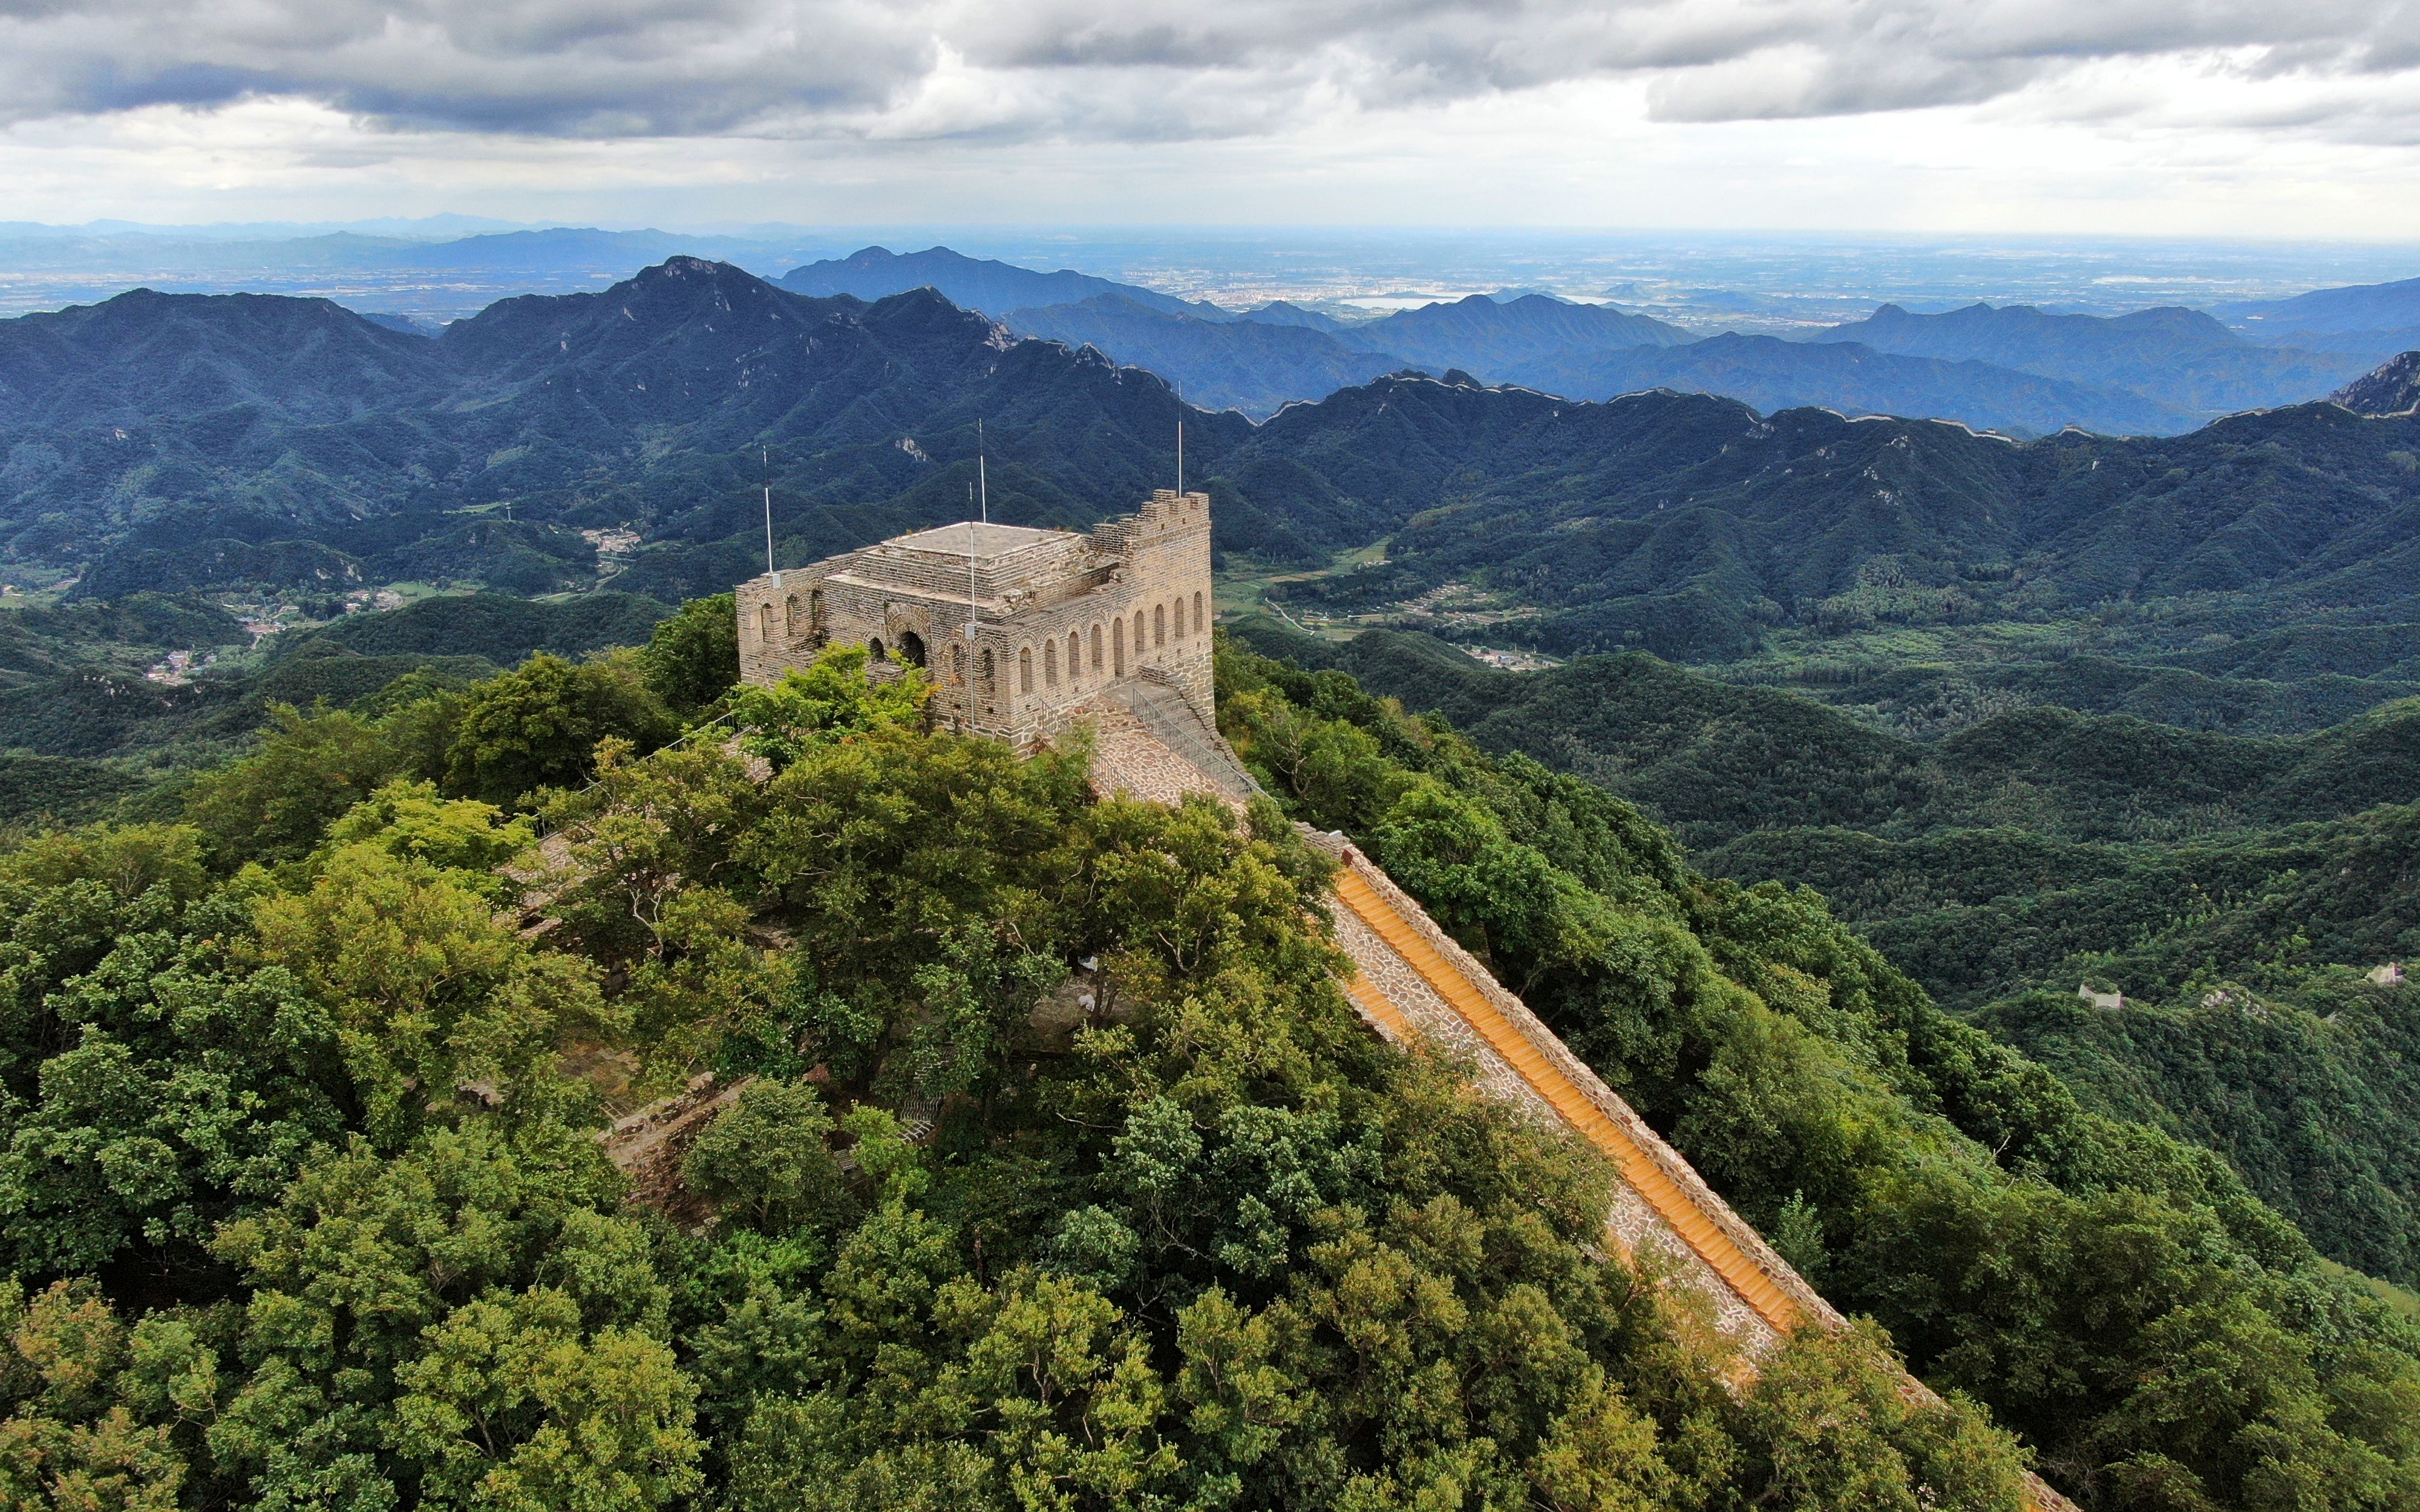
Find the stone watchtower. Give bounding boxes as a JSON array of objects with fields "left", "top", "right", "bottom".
[{"left": 734, "top": 489, "right": 1215, "bottom": 748}]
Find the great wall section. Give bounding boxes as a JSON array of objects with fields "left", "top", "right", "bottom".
[{"left": 1085, "top": 687, "right": 2080, "bottom": 1512}]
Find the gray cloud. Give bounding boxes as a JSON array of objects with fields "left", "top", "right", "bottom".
[{"left": 1, "top": 0, "right": 2416, "bottom": 141}]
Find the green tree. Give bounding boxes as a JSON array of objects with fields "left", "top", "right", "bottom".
[
  {"left": 0, "top": 910, "right": 347, "bottom": 1279},
  {"left": 208, "top": 1119, "right": 643, "bottom": 1506},
  {"left": 185, "top": 703, "right": 401, "bottom": 866},
  {"left": 321, "top": 778, "right": 534, "bottom": 880},
  {"left": 0, "top": 824, "right": 208, "bottom": 907},
  {"left": 728, "top": 645, "right": 928, "bottom": 772},
  {"left": 442, "top": 653, "right": 675, "bottom": 808},
  {"left": 641, "top": 592, "right": 741, "bottom": 716},
  {"left": 250, "top": 842, "right": 609, "bottom": 1146},
  {"left": 0, "top": 1280, "right": 205, "bottom": 1512},
  {"left": 682, "top": 1080, "right": 845, "bottom": 1234},
  {"left": 389, "top": 1287, "right": 702, "bottom": 1512}
]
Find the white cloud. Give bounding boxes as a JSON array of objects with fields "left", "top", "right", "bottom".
[
  {"left": 3, "top": 0, "right": 2420, "bottom": 239},
  {"left": 2, "top": 0, "right": 2418, "bottom": 143}
]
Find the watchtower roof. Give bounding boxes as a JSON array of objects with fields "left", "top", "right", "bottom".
[
  {"left": 825, "top": 518, "right": 1100, "bottom": 606},
  {"left": 887, "top": 522, "right": 1077, "bottom": 558}
]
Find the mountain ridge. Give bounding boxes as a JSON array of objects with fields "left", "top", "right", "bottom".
[
  {"left": 8, "top": 258, "right": 2420, "bottom": 653},
  {"left": 776, "top": 243, "right": 1214, "bottom": 320},
  {"left": 1808, "top": 300, "right": 2367, "bottom": 419}
]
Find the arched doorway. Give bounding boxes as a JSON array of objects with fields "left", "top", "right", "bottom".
[{"left": 899, "top": 630, "right": 926, "bottom": 668}]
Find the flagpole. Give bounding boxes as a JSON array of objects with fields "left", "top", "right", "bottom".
[{"left": 762, "top": 446, "right": 776, "bottom": 580}]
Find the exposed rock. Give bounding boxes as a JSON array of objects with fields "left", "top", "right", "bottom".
[{"left": 2332, "top": 350, "right": 2420, "bottom": 416}]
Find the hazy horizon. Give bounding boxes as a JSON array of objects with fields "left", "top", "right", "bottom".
[{"left": 4, "top": 218, "right": 2418, "bottom": 328}]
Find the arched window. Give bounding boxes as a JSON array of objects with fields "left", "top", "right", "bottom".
[
  {"left": 979, "top": 648, "right": 995, "bottom": 688},
  {"left": 1171, "top": 596, "right": 1185, "bottom": 638},
  {"left": 900, "top": 630, "right": 926, "bottom": 668},
  {"left": 757, "top": 603, "right": 773, "bottom": 642},
  {"left": 785, "top": 595, "right": 800, "bottom": 635},
  {"left": 1043, "top": 639, "right": 1058, "bottom": 686},
  {"left": 869, "top": 637, "right": 886, "bottom": 662},
  {"left": 1112, "top": 618, "right": 1125, "bottom": 676},
  {"left": 1155, "top": 604, "right": 1167, "bottom": 647},
  {"left": 809, "top": 588, "right": 825, "bottom": 630},
  {"left": 1068, "top": 632, "right": 1081, "bottom": 683},
  {"left": 1193, "top": 590, "right": 1205, "bottom": 634},
  {"left": 1133, "top": 611, "right": 1146, "bottom": 654},
  {"left": 1019, "top": 646, "right": 1034, "bottom": 694},
  {"left": 1090, "top": 624, "right": 1104, "bottom": 671}
]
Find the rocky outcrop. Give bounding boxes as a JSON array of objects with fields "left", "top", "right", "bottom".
[{"left": 2332, "top": 350, "right": 2420, "bottom": 416}]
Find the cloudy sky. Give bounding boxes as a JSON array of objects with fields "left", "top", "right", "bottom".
[{"left": 4, "top": 0, "right": 2419, "bottom": 237}]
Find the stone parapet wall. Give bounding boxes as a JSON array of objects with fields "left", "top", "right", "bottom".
[
  {"left": 1308, "top": 833, "right": 1840, "bottom": 1348},
  {"left": 1300, "top": 832, "right": 2079, "bottom": 1512}
]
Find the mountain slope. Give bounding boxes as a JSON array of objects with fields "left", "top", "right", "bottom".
[
  {"left": 0, "top": 258, "right": 1260, "bottom": 602},
  {"left": 2220, "top": 272, "right": 2420, "bottom": 363},
  {"left": 0, "top": 288, "right": 454, "bottom": 425},
  {"left": 1238, "top": 299, "right": 1355, "bottom": 333},
  {"left": 1359, "top": 292, "right": 1692, "bottom": 374},
  {"left": 1226, "top": 624, "right": 2420, "bottom": 850},
  {"left": 776, "top": 250, "right": 2220, "bottom": 432},
  {"left": 1810, "top": 302, "right": 2365, "bottom": 418},
  {"left": 1502, "top": 331, "right": 2196, "bottom": 435},
  {"left": 11, "top": 264, "right": 2420, "bottom": 657},
  {"left": 1006, "top": 293, "right": 1407, "bottom": 416},
  {"left": 2225, "top": 272, "right": 2420, "bottom": 337},
  {"left": 2335, "top": 350, "right": 2420, "bottom": 417},
  {"left": 775, "top": 244, "right": 1210, "bottom": 319}
]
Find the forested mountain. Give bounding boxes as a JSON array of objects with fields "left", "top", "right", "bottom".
[
  {"left": 0, "top": 288, "right": 454, "bottom": 425},
  {"left": 886, "top": 260, "right": 1708, "bottom": 419},
  {"left": 11, "top": 266, "right": 2420, "bottom": 686},
  {"left": 1003, "top": 294, "right": 1405, "bottom": 417},
  {"left": 1499, "top": 332, "right": 2194, "bottom": 435},
  {"left": 773, "top": 244, "right": 2362, "bottom": 432},
  {"left": 1228, "top": 625, "right": 2420, "bottom": 852},
  {"left": 1257, "top": 376, "right": 2420, "bottom": 659},
  {"left": 10, "top": 267, "right": 2420, "bottom": 674},
  {"left": 1807, "top": 302, "right": 2366, "bottom": 420},
  {"left": 1355, "top": 291, "right": 1692, "bottom": 370},
  {"left": 0, "top": 258, "right": 1256, "bottom": 606},
  {"left": 0, "top": 592, "right": 670, "bottom": 775},
  {"left": 1238, "top": 299, "right": 1354, "bottom": 332}
]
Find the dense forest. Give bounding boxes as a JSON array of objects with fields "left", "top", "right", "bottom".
[
  {"left": 1, "top": 596, "right": 2416, "bottom": 1510},
  {"left": 1234, "top": 621, "right": 2420, "bottom": 1300}
]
